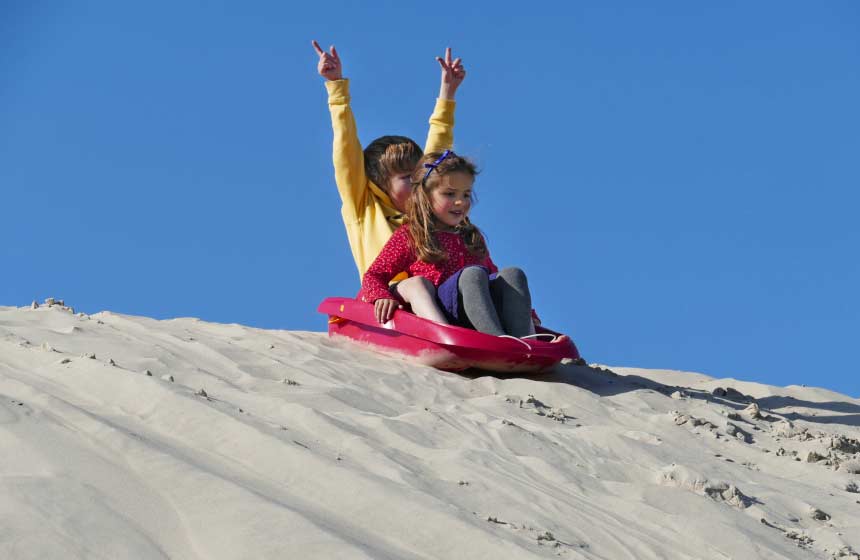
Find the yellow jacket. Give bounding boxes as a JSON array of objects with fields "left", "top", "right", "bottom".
[{"left": 325, "top": 79, "right": 455, "bottom": 280}]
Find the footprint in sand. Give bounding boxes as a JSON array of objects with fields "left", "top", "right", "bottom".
[
  {"left": 760, "top": 519, "right": 815, "bottom": 549},
  {"left": 658, "top": 464, "right": 755, "bottom": 509},
  {"left": 508, "top": 394, "right": 574, "bottom": 423},
  {"left": 829, "top": 435, "right": 860, "bottom": 454},
  {"left": 2, "top": 399, "right": 34, "bottom": 420},
  {"left": 834, "top": 546, "right": 860, "bottom": 559},
  {"left": 808, "top": 507, "right": 830, "bottom": 521},
  {"left": 622, "top": 430, "right": 662, "bottom": 445},
  {"left": 725, "top": 422, "right": 753, "bottom": 443},
  {"left": 670, "top": 410, "right": 717, "bottom": 431},
  {"left": 772, "top": 419, "right": 812, "bottom": 440}
]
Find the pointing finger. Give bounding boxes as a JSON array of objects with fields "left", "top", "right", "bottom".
[
  {"left": 311, "top": 40, "right": 324, "bottom": 56},
  {"left": 445, "top": 47, "right": 452, "bottom": 64}
]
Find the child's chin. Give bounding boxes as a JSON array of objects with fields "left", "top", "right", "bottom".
[{"left": 437, "top": 216, "right": 464, "bottom": 228}]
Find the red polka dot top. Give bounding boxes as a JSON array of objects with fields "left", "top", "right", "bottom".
[{"left": 359, "top": 224, "right": 498, "bottom": 303}]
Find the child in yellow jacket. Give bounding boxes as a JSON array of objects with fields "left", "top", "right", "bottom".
[{"left": 312, "top": 42, "right": 465, "bottom": 284}]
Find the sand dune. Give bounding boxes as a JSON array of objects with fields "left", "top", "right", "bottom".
[{"left": 1, "top": 302, "right": 859, "bottom": 559}]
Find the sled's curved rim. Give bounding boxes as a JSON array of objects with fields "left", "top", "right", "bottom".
[{"left": 317, "top": 297, "right": 580, "bottom": 369}]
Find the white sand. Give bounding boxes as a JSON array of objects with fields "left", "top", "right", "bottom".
[{"left": 1, "top": 302, "right": 859, "bottom": 559}]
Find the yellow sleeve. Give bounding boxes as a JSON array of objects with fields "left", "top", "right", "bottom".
[
  {"left": 424, "top": 98, "right": 456, "bottom": 154},
  {"left": 325, "top": 79, "right": 367, "bottom": 219}
]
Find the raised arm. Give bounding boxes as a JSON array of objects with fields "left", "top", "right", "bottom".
[
  {"left": 425, "top": 48, "right": 466, "bottom": 154},
  {"left": 313, "top": 40, "right": 367, "bottom": 217}
]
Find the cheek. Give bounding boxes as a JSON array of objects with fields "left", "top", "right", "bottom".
[{"left": 391, "top": 182, "right": 410, "bottom": 201}]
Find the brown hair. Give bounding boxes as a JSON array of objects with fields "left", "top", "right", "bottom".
[
  {"left": 407, "top": 151, "right": 486, "bottom": 263},
  {"left": 363, "top": 136, "right": 422, "bottom": 192}
]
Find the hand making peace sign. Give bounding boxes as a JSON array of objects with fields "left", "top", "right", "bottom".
[{"left": 436, "top": 47, "right": 466, "bottom": 99}]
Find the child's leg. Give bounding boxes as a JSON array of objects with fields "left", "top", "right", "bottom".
[
  {"left": 457, "top": 267, "right": 506, "bottom": 336},
  {"left": 489, "top": 267, "right": 536, "bottom": 338},
  {"left": 391, "top": 276, "right": 449, "bottom": 324}
]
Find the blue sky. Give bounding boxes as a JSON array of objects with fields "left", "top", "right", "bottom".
[{"left": 2, "top": 2, "right": 858, "bottom": 396}]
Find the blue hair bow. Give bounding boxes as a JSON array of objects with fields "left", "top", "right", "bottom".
[{"left": 421, "top": 150, "right": 452, "bottom": 185}]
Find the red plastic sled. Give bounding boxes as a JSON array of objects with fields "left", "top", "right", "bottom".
[{"left": 318, "top": 297, "right": 580, "bottom": 373}]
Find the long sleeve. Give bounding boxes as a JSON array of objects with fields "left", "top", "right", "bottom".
[
  {"left": 424, "top": 98, "right": 456, "bottom": 154},
  {"left": 359, "top": 226, "right": 417, "bottom": 303},
  {"left": 325, "top": 79, "right": 367, "bottom": 220}
]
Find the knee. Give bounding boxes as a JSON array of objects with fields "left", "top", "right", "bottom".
[
  {"left": 459, "top": 265, "right": 490, "bottom": 286},
  {"left": 499, "top": 266, "right": 528, "bottom": 285},
  {"left": 414, "top": 276, "right": 436, "bottom": 294},
  {"left": 400, "top": 275, "right": 436, "bottom": 297}
]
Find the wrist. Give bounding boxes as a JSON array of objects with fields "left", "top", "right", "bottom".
[{"left": 439, "top": 85, "right": 457, "bottom": 100}]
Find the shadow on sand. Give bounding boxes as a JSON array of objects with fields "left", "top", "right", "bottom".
[{"left": 457, "top": 363, "right": 860, "bottom": 428}]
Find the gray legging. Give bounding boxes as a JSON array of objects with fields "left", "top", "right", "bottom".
[{"left": 457, "top": 266, "right": 536, "bottom": 337}]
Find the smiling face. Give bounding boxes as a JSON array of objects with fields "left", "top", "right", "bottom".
[{"left": 429, "top": 171, "right": 473, "bottom": 228}]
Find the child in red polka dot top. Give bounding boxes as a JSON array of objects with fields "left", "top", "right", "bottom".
[{"left": 359, "top": 151, "right": 538, "bottom": 338}]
